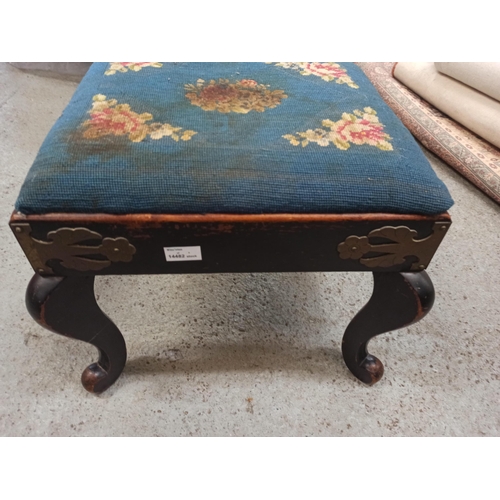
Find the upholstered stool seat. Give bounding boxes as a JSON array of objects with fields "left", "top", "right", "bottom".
[
  {"left": 15, "top": 62, "right": 452, "bottom": 216},
  {"left": 11, "top": 63, "right": 453, "bottom": 394}
]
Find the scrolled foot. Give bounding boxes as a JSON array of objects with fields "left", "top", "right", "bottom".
[
  {"left": 342, "top": 271, "right": 434, "bottom": 385},
  {"left": 358, "top": 355, "right": 385, "bottom": 385},
  {"left": 82, "top": 363, "right": 112, "bottom": 393},
  {"left": 26, "top": 274, "right": 127, "bottom": 393}
]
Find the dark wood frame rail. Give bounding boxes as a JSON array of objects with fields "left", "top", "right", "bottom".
[{"left": 10, "top": 211, "right": 451, "bottom": 393}]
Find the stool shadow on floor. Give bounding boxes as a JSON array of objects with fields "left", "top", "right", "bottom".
[
  {"left": 94, "top": 272, "right": 366, "bottom": 383},
  {"left": 125, "top": 343, "right": 343, "bottom": 380}
]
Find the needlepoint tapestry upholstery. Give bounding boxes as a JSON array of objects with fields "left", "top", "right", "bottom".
[{"left": 15, "top": 62, "right": 454, "bottom": 215}]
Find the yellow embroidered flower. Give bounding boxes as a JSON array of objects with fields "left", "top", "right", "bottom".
[
  {"left": 185, "top": 79, "right": 287, "bottom": 114},
  {"left": 105, "top": 62, "right": 163, "bottom": 76},
  {"left": 298, "top": 129, "right": 330, "bottom": 147},
  {"left": 81, "top": 95, "right": 197, "bottom": 143},
  {"left": 148, "top": 123, "right": 183, "bottom": 141},
  {"left": 282, "top": 134, "right": 300, "bottom": 146},
  {"left": 181, "top": 130, "right": 197, "bottom": 141},
  {"left": 284, "top": 108, "right": 393, "bottom": 151}
]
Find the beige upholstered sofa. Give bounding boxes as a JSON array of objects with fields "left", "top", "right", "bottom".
[{"left": 394, "top": 62, "right": 500, "bottom": 149}]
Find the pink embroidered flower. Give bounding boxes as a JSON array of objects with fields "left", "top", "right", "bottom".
[
  {"left": 334, "top": 117, "right": 388, "bottom": 146},
  {"left": 82, "top": 95, "right": 152, "bottom": 141},
  {"left": 82, "top": 95, "right": 196, "bottom": 143},
  {"left": 88, "top": 107, "right": 146, "bottom": 136},
  {"left": 105, "top": 62, "right": 163, "bottom": 76},
  {"left": 272, "top": 62, "right": 359, "bottom": 88},
  {"left": 118, "top": 62, "right": 151, "bottom": 67},
  {"left": 301, "top": 63, "right": 347, "bottom": 79},
  {"left": 327, "top": 109, "right": 392, "bottom": 150},
  {"left": 283, "top": 108, "right": 393, "bottom": 151}
]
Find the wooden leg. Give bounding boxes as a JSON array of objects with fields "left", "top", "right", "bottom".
[
  {"left": 342, "top": 271, "right": 435, "bottom": 385},
  {"left": 26, "top": 274, "right": 127, "bottom": 393}
]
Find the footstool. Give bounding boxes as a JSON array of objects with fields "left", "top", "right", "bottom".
[{"left": 10, "top": 62, "right": 453, "bottom": 393}]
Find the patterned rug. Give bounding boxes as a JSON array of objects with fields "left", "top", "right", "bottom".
[{"left": 357, "top": 62, "right": 500, "bottom": 205}]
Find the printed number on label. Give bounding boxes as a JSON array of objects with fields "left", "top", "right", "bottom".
[{"left": 164, "top": 246, "right": 202, "bottom": 262}]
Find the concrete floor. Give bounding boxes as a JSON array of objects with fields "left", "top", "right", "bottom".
[{"left": 0, "top": 63, "right": 499, "bottom": 436}]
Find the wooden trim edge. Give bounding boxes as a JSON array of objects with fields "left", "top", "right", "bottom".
[{"left": 10, "top": 211, "right": 451, "bottom": 225}]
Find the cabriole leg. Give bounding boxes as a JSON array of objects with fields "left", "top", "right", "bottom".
[
  {"left": 342, "top": 271, "right": 435, "bottom": 385},
  {"left": 26, "top": 274, "right": 127, "bottom": 393}
]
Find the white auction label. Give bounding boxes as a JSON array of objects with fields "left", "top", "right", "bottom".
[{"left": 164, "top": 246, "right": 202, "bottom": 262}]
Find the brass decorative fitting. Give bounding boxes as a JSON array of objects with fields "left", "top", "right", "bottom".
[
  {"left": 11, "top": 224, "right": 136, "bottom": 274},
  {"left": 337, "top": 222, "right": 450, "bottom": 271}
]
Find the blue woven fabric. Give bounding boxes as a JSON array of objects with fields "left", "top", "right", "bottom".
[{"left": 15, "top": 62, "right": 453, "bottom": 215}]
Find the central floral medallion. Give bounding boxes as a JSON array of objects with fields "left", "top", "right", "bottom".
[{"left": 185, "top": 79, "right": 287, "bottom": 114}]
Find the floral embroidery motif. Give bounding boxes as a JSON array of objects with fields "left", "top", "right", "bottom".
[
  {"left": 105, "top": 62, "right": 163, "bottom": 76},
  {"left": 185, "top": 79, "right": 287, "bottom": 113},
  {"left": 283, "top": 108, "right": 393, "bottom": 151},
  {"left": 271, "top": 62, "right": 359, "bottom": 88},
  {"left": 82, "top": 95, "right": 197, "bottom": 143}
]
